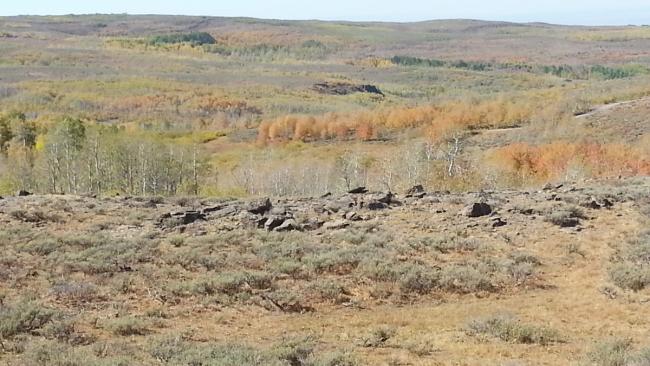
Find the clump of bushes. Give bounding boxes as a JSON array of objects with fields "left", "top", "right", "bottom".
[
  {"left": 148, "top": 336, "right": 358, "bottom": 366},
  {"left": 609, "top": 263, "right": 650, "bottom": 291},
  {"left": 609, "top": 230, "right": 650, "bottom": 291},
  {"left": 586, "top": 338, "right": 650, "bottom": 366},
  {"left": 545, "top": 206, "right": 586, "bottom": 227},
  {"left": 466, "top": 314, "right": 563, "bottom": 345},
  {"left": 0, "top": 300, "right": 55, "bottom": 339},
  {"left": 359, "top": 326, "right": 397, "bottom": 348},
  {"left": 104, "top": 316, "right": 150, "bottom": 336},
  {"left": 149, "top": 32, "right": 216, "bottom": 46}
]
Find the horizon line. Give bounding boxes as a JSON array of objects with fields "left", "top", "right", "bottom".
[{"left": 0, "top": 13, "right": 647, "bottom": 27}]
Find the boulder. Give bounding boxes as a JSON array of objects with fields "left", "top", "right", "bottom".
[
  {"left": 264, "top": 216, "right": 286, "bottom": 231},
  {"left": 302, "top": 217, "right": 325, "bottom": 231},
  {"left": 348, "top": 187, "right": 368, "bottom": 194},
  {"left": 377, "top": 192, "right": 401, "bottom": 206},
  {"left": 367, "top": 201, "right": 389, "bottom": 210},
  {"left": 203, "top": 204, "right": 227, "bottom": 214},
  {"left": 16, "top": 190, "right": 32, "bottom": 197},
  {"left": 405, "top": 185, "right": 425, "bottom": 198},
  {"left": 324, "top": 219, "right": 349, "bottom": 230},
  {"left": 491, "top": 217, "right": 507, "bottom": 228},
  {"left": 462, "top": 202, "right": 492, "bottom": 218},
  {"left": 274, "top": 219, "right": 299, "bottom": 232},
  {"left": 203, "top": 206, "right": 237, "bottom": 219},
  {"left": 344, "top": 211, "right": 362, "bottom": 221},
  {"left": 159, "top": 210, "right": 206, "bottom": 228},
  {"left": 246, "top": 198, "right": 272, "bottom": 215}
]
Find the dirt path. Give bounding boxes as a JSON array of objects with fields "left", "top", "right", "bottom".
[{"left": 575, "top": 96, "right": 650, "bottom": 119}]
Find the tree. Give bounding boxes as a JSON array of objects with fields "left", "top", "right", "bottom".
[
  {"left": 44, "top": 117, "right": 86, "bottom": 193},
  {"left": 0, "top": 117, "right": 12, "bottom": 153},
  {"left": 13, "top": 120, "right": 37, "bottom": 149}
]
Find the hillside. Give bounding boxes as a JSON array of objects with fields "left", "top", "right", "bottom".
[
  {"left": 0, "top": 16, "right": 649, "bottom": 198},
  {"left": 1, "top": 178, "right": 649, "bottom": 364}
]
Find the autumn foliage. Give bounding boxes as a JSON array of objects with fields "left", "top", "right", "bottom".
[
  {"left": 490, "top": 142, "right": 650, "bottom": 184},
  {"left": 257, "top": 98, "right": 535, "bottom": 144}
]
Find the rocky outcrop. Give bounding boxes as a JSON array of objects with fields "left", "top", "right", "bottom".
[
  {"left": 462, "top": 202, "right": 492, "bottom": 217},
  {"left": 312, "top": 82, "right": 384, "bottom": 96},
  {"left": 159, "top": 210, "right": 206, "bottom": 228}
]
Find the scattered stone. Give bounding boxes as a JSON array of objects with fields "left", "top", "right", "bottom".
[
  {"left": 348, "top": 187, "right": 368, "bottom": 194},
  {"left": 377, "top": 192, "right": 400, "bottom": 205},
  {"left": 159, "top": 210, "right": 206, "bottom": 227},
  {"left": 16, "top": 190, "right": 32, "bottom": 197},
  {"left": 204, "top": 206, "right": 237, "bottom": 219},
  {"left": 582, "top": 199, "right": 602, "bottom": 209},
  {"left": 302, "top": 217, "right": 325, "bottom": 231},
  {"left": 324, "top": 219, "right": 349, "bottom": 230},
  {"left": 264, "top": 216, "right": 286, "bottom": 231},
  {"left": 405, "top": 185, "right": 425, "bottom": 198},
  {"left": 270, "top": 206, "right": 288, "bottom": 216},
  {"left": 491, "top": 217, "right": 507, "bottom": 228},
  {"left": 246, "top": 198, "right": 272, "bottom": 215},
  {"left": 367, "top": 201, "right": 389, "bottom": 210},
  {"left": 344, "top": 211, "right": 362, "bottom": 221},
  {"left": 462, "top": 202, "right": 492, "bottom": 217},
  {"left": 312, "top": 82, "right": 384, "bottom": 96},
  {"left": 601, "top": 198, "right": 614, "bottom": 208},
  {"left": 203, "top": 204, "right": 227, "bottom": 214},
  {"left": 274, "top": 219, "right": 298, "bottom": 232},
  {"left": 542, "top": 183, "right": 564, "bottom": 191}
]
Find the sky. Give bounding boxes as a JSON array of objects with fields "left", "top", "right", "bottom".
[{"left": 1, "top": 0, "right": 649, "bottom": 25}]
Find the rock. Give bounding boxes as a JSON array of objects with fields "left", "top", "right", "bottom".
[
  {"left": 491, "top": 217, "right": 507, "bottom": 228},
  {"left": 274, "top": 219, "right": 299, "bottom": 232},
  {"left": 601, "top": 198, "right": 614, "bottom": 208},
  {"left": 159, "top": 210, "right": 206, "bottom": 227},
  {"left": 462, "top": 202, "right": 492, "bottom": 217},
  {"left": 405, "top": 185, "right": 425, "bottom": 198},
  {"left": 377, "top": 192, "right": 399, "bottom": 205},
  {"left": 270, "top": 206, "right": 288, "bottom": 216},
  {"left": 348, "top": 187, "right": 368, "bottom": 194},
  {"left": 204, "top": 206, "right": 237, "bottom": 219},
  {"left": 344, "top": 211, "right": 362, "bottom": 221},
  {"left": 16, "top": 190, "right": 32, "bottom": 197},
  {"left": 264, "top": 216, "right": 286, "bottom": 231},
  {"left": 246, "top": 198, "right": 272, "bottom": 215},
  {"left": 518, "top": 207, "right": 535, "bottom": 215},
  {"left": 367, "top": 201, "right": 389, "bottom": 210},
  {"left": 324, "top": 219, "right": 349, "bottom": 230},
  {"left": 542, "top": 183, "right": 564, "bottom": 191},
  {"left": 203, "top": 204, "right": 227, "bottom": 214},
  {"left": 302, "top": 217, "right": 325, "bottom": 231},
  {"left": 320, "top": 192, "right": 332, "bottom": 198},
  {"left": 312, "top": 82, "right": 384, "bottom": 96},
  {"left": 582, "top": 200, "right": 602, "bottom": 209}
]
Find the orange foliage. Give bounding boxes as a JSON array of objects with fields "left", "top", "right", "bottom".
[
  {"left": 491, "top": 142, "right": 650, "bottom": 183},
  {"left": 257, "top": 98, "right": 536, "bottom": 144}
]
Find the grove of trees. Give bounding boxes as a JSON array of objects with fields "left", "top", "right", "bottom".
[{"left": 0, "top": 114, "right": 207, "bottom": 196}]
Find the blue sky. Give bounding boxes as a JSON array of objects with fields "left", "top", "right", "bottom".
[{"left": 1, "top": 0, "right": 649, "bottom": 25}]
